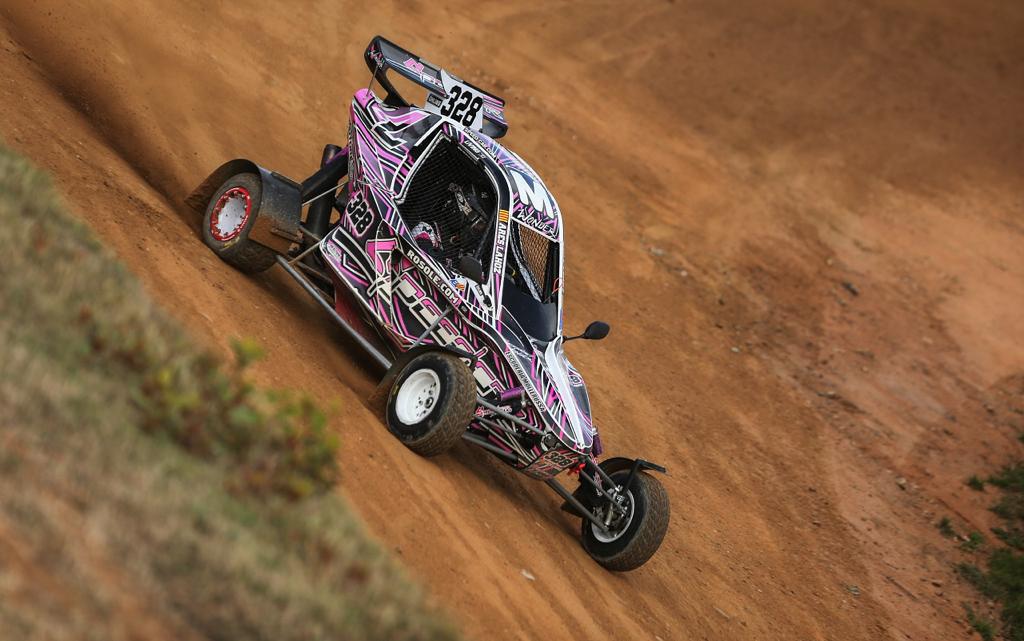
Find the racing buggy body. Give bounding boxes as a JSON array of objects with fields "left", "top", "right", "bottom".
[{"left": 187, "top": 36, "right": 669, "bottom": 570}]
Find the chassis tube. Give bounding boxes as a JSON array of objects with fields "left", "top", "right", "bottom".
[
  {"left": 587, "top": 457, "right": 618, "bottom": 488},
  {"left": 476, "top": 397, "right": 545, "bottom": 436},
  {"left": 276, "top": 255, "right": 392, "bottom": 370},
  {"left": 461, "top": 432, "right": 520, "bottom": 464},
  {"left": 546, "top": 478, "right": 610, "bottom": 534},
  {"left": 304, "top": 145, "right": 344, "bottom": 240}
]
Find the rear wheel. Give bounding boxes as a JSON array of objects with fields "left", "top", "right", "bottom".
[
  {"left": 201, "top": 172, "right": 276, "bottom": 273},
  {"left": 580, "top": 468, "right": 670, "bottom": 571},
  {"left": 386, "top": 352, "right": 477, "bottom": 456}
]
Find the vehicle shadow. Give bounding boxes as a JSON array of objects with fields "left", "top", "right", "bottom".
[{"left": 443, "top": 439, "right": 582, "bottom": 540}]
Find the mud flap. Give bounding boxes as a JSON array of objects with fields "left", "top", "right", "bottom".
[{"left": 185, "top": 158, "right": 303, "bottom": 254}]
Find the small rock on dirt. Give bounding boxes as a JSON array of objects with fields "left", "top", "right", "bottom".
[
  {"left": 521, "top": 569, "right": 536, "bottom": 581},
  {"left": 896, "top": 477, "right": 908, "bottom": 490},
  {"left": 842, "top": 281, "right": 860, "bottom": 296}
]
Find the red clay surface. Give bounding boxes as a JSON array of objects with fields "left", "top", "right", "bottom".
[{"left": 1, "top": 2, "right": 1023, "bottom": 639}]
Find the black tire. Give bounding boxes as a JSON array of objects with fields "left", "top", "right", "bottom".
[
  {"left": 385, "top": 352, "right": 477, "bottom": 457},
  {"left": 201, "top": 172, "right": 276, "bottom": 273},
  {"left": 580, "top": 468, "right": 670, "bottom": 571}
]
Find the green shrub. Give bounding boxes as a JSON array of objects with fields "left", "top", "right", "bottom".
[
  {"left": 958, "top": 563, "right": 996, "bottom": 597},
  {"left": 962, "top": 531, "right": 987, "bottom": 552},
  {"left": 965, "top": 604, "right": 996, "bottom": 641},
  {"left": 130, "top": 337, "right": 340, "bottom": 499},
  {"left": 990, "top": 464, "right": 1024, "bottom": 493},
  {"left": 993, "top": 527, "right": 1024, "bottom": 551},
  {"left": 950, "top": 458, "right": 1024, "bottom": 641},
  {"left": 0, "top": 144, "right": 456, "bottom": 641},
  {"left": 939, "top": 516, "right": 956, "bottom": 538}
]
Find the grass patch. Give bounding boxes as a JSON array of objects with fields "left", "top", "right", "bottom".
[
  {"left": 0, "top": 145, "right": 457, "bottom": 640},
  {"left": 965, "top": 604, "right": 997, "bottom": 641},
  {"left": 939, "top": 516, "right": 957, "bottom": 538},
  {"left": 989, "top": 463, "right": 1024, "bottom": 493},
  {"left": 968, "top": 475, "right": 987, "bottom": 491},
  {"left": 993, "top": 527, "right": 1024, "bottom": 551},
  {"left": 962, "top": 531, "right": 987, "bottom": 553},
  {"left": 958, "top": 563, "right": 996, "bottom": 597},
  {"left": 956, "top": 461, "right": 1024, "bottom": 641}
]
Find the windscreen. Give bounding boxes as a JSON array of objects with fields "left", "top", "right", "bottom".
[{"left": 501, "top": 224, "right": 560, "bottom": 342}]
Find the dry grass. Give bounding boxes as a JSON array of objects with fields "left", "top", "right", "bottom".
[{"left": 0, "top": 144, "right": 459, "bottom": 641}]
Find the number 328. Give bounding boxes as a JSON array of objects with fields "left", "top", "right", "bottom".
[{"left": 440, "top": 86, "right": 483, "bottom": 127}]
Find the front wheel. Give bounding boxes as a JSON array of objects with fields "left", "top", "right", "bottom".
[
  {"left": 385, "top": 352, "right": 477, "bottom": 457},
  {"left": 580, "top": 468, "right": 670, "bottom": 571}
]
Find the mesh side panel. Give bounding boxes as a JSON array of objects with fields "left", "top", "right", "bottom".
[
  {"left": 516, "top": 225, "right": 551, "bottom": 293},
  {"left": 399, "top": 138, "right": 496, "bottom": 267},
  {"left": 510, "top": 224, "right": 558, "bottom": 302}
]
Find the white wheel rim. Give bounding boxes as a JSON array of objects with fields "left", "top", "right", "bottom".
[
  {"left": 395, "top": 369, "right": 441, "bottom": 425},
  {"left": 210, "top": 187, "right": 252, "bottom": 241},
  {"left": 215, "top": 195, "right": 247, "bottom": 237},
  {"left": 592, "top": 489, "right": 635, "bottom": 543}
]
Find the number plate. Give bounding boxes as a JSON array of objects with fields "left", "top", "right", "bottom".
[
  {"left": 424, "top": 70, "right": 486, "bottom": 131},
  {"left": 523, "top": 447, "right": 581, "bottom": 479}
]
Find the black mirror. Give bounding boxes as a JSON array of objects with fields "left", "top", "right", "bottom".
[
  {"left": 582, "top": 321, "right": 610, "bottom": 340},
  {"left": 458, "top": 255, "right": 485, "bottom": 284},
  {"left": 565, "top": 321, "right": 610, "bottom": 342}
]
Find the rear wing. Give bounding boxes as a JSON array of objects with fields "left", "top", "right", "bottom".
[{"left": 365, "top": 36, "right": 509, "bottom": 139}]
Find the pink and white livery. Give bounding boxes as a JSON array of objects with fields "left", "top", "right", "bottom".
[{"left": 187, "top": 36, "right": 669, "bottom": 570}]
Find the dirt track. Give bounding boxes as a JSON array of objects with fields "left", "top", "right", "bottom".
[{"left": 1, "top": 2, "right": 1023, "bottom": 639}]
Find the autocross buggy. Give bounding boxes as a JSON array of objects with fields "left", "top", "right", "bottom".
[{"left": 187, "top": 36, "right": 670, "bottom": 570}]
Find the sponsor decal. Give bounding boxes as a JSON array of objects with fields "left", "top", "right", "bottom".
[
  {"left": 510, "top": 170, "right": 554, "bottom": 218},
  {"left": 515, "top": 206, "right": 558, "bottom": 238},
  {"left": 492, "top": 213, "right": 510, "bottom": 275},
  {"left": 401, "top": 57, "right": 443, "bottom": 90},
  {"left": 449, "top": 277, "right": 466, "bottom": 293},
  {"left": 509, "top": 343, "right": 531, "bottom": 360},
  {"left": 406, "top": 249, "right": 459, "bottom": 303},
  {"left": 403, "top": 57, "right": 425, "bottom": 74},
  {"left": 566, "top": 369, "right": 584, "bottom": 387},
  {"left": 368, "top": 47, "right": 385, "bottom": 68},
  {"left": 322, "top": 237, "right": 342, "bottom": 261},
  {"left": 504, "top": 345, "right": 545, "bottom": 411}
]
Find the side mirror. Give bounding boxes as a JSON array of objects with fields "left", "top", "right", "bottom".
[
  {"left": 565, "top": 321, "right": 610, "bottom": 342},
  {"left": 458, "top": 255, "right": 485, "bottom": 284}
]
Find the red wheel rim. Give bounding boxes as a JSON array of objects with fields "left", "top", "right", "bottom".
[{"left": 209, "top": 186, "right": 252, "bottom": 241}]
